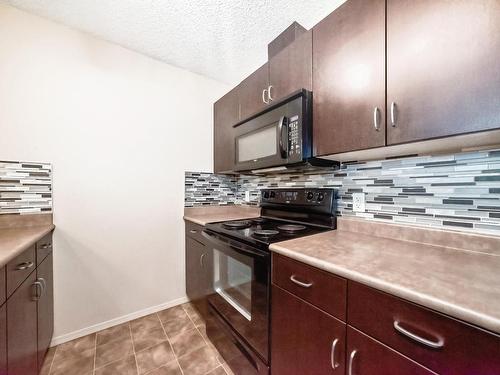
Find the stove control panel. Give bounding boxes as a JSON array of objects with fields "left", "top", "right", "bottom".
[{"left": 260, "top": 188, "right": 337, "bottom": 214}]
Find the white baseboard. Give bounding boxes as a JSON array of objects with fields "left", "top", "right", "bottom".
[{"left": 50, "top": 296, "right": 190, "bottom": 347}]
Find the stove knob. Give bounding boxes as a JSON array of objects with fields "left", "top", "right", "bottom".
[
  {"left": 317, "top": 193, "right": 324, "bottom": 202},
  {"left": 270, "top": 191, "right": 276, "bottom": 198},
  {"left": 263, "top": 191, "right": 270, "bottom": 199},
  {"left": 306, "top": 191, "right": 314, "bottom": 201}
]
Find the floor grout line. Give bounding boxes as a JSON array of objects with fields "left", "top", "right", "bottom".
[
  {"left": 47, "top": 345, "right": 58, "bottom": 375},
  {"left": 92, "top": 332, "right": 97, "bottom": 375},
  {"left": 128, "top": 321, "right": 140, "bottom": 375},
  {"left": 157, "top": 311, "right": 186, "bottom": 375}
]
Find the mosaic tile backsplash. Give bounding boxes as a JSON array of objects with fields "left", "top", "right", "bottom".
[
  {"left": 0, "top": 161, "right": 52, "bottom": 215},
  {"left": 185, "top": 149, "right": 500, "bottom": 235},
  {"left": 185, "top": 172, "right": 238, "bottom": 207}
]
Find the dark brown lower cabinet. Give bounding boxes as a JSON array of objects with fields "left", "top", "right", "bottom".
[
  {"left": 185, "top": 236, "right": 212, "bottom": 302},
  {"left": 346, "top": 326, "right": 434, "bottom": 375},
  {"left": 271, "top": 285, "right": 346, "bottom": 375},
  {"left": 0, "top": 304, "right": 6, "bottom": 375},
  {"left": 7, "top": 271, "right": 38, "bottom": 375},
  {"left": 37, "top": 253, "right": 54, "bottom": 371}
]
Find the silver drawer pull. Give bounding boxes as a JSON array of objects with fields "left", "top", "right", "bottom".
[
  {"left": 189, "top": 229, "right": 197, "bottom": 234},
  {"left": 290, "top": 275, "right": 313, "bottom": 288},
  {"left": 348, "top": 350, "right": 357, "bottom": 375},
  {"left": 330, "top": 338, "right": 340, "bottom": 369},
  {"left": 393, "top": 320, "right": 444, "bottom": 349},
  {"left": 15, "top": 261, "right": 34, "bottom": 270},
  {"left": 41, "top": 243, "right": 52, "bottom": 249}
]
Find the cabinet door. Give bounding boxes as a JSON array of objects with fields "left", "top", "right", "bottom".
[
  {"left": 346, "top": 326, "right": 434, "bottom": 375},
  {"left": 269, "top": 31, "right": 312, "bottom": 103},
  {"left": 185, "top": 236, "right": 212, "bottom": 302},
  {"left": 238, "top": 63, "right": 269, "bottom": 121},
  {"left": 0, "top": 304, "right": 6, "bottom": 375},
  {"left": 387, "top": 0, "right": 500, "bottom": 145},
  {"left": 271, "top": 286, "right": 346, "bottom": 375},
  {"left": 7, "top": 272, "right": 38, "bottom": 375},
  {"left": 313, "top": 0, "right": 386, "bottom": 156},
  {"left": 37, "top": 253, "right": 54, "bottom": 371},
  {"left": 214, "top": 87, "right": 239, "bottom": 173}
]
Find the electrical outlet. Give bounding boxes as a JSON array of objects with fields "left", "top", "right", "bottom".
[
  {"left": 352, "top": 193, "right": 366, "bottom": 212},
  {"left": 244, "top": 191, "right": 251, "bottom": 202}
]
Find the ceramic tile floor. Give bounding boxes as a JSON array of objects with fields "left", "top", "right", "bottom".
[{"left": 40, "top": 303, "right": 234, "bottom": 375}]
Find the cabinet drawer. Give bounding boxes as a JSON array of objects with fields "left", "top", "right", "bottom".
[
  {"left": 347, "top": 326, "right": 434, "bottom": 375},
  {"left": 36, "top": 232, "right": 53, "bottom": 265},
  {"left": 348, "top": 281, "right": 500, "bottom": 375},
  {"left": 185, "top": 221, "right": 205, "bottom": 244},
  {"left": 6, "top": 246, "right": 36, "bottom": 298},
  {"left": 272, "top": 254, "right": 347, "bottom": 321}
]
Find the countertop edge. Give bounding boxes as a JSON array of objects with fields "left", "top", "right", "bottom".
[
  {"left": 183, "top": 216, "right": 207, "bottom": 226},
  {"left": 0, "top": 224, "right": 55, "bottom": 268},
  {"left": 270, "top": 244, "right": 500, "bottom": 336}
]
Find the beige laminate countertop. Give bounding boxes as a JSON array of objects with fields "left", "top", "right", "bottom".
[
  {"left": 184, "top": 205, "right": 260, "bottom": 226},
  {"left": 270, "top": 218, "right": 500, "bottom": 335},
  {"left": 0, "top": 225, "right": 55, "bottom": 267}
]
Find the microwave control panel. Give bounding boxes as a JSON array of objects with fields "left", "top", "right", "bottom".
[{"left": 288, "top": 114, "right": 301, "bottom": 159}]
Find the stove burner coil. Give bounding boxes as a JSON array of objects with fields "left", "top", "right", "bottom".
[
  {"left": 223, "top": 221, "right": 251, "bottom": 229},
  {"left": 253, "top": 230, "right": 279, "bottom": 237},
  {"left": 277, "top": 224, "right": 307, "bottom": 232}
]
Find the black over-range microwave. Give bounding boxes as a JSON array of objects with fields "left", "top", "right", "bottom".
[{"left": 233, "top": 89, "right": 337, "bottom": 173}]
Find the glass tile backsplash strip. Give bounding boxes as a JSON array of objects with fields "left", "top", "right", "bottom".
[
  {"left": 0, "top": 160, "right": 52, "bottom": 215},
  {"left": 185, "top": 172, "right": 238, "bottom": 207}
]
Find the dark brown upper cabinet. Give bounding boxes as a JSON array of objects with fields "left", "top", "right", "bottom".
[
  {"left": 268, "top": 30, "right": 312, "bottom": 103},
  {"left": 387, "top": 0, "right": 500, "bottom": 145},
  {"left": 313, "top": 0, "right": 386, "bottom": 156},
  {"left": 238, "top": 63, "right": 270, "bottom": 121},
  {"left": 214, "top": 86, "right": 239, "bottom": 173}
]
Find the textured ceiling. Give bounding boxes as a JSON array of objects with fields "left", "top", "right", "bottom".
[{"left": 2, "top": 0, "right": 346, "bottom": 84}]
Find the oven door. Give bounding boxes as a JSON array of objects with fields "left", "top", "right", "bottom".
[{"left": 201, "top": 230, "right": 270, "bottom": 362}]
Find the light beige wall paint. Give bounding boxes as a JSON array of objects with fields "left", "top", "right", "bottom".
[{"left": 0, "top": 4, "right": 229, "bottom": 341}]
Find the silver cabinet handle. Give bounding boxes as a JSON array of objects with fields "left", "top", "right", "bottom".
[
  {"left": 41, "top": 243, "right": 52, "bottom": 249},
  {"left": 373, "top": 107, "right": 380, "bottom": 131},
  {"left": 32, "top": 281, "right": 43, "bottom": 301},
  {"left": 290, "top": 275, "right": 313, "bottom": 288},
  {"left": 348, "top": 350, "right": 357, "bottom": 375},
  {"left": 330, "top": 338, "right": 340, "bottom": 370},
  {"left": 393, "top": 320, "right": 444, "bottom": 349},
  {"left": 200, "top": 253, "right": 206, "bottom": 268},
  {"left": 15, "top": 261, "right": 34, "bottom": 271},
  {"left": 390, "top": 101, "right": 397, "bottom": 127},
  {"left": 268, "top": 85, "right": 274, "bottom": 101},
  {"left": 37, "top": 277, "right": 46, "bottom": 293},
  {"left": 189, "top": 229, "right": 197, "bottom": 234},
  {"left": 262, "top": 88, "right": 269, "bottom": 104}
]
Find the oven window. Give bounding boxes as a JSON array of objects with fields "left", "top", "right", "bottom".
[
  {"left": 213, "top": 249, "right": 253, "bottom": 321},
  {"left": 237, "top": 123, "right": 277, "bottom": 162}
]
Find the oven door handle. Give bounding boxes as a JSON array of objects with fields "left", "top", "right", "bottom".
[
  {"left": 278, "top": 115, "right": 288, "bottom": 159},
  {"left": 202, "top": 230, "right": 268, "bottom": 259}
]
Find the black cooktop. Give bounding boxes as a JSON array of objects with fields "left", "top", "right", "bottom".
[{"left": 205, "top": 217, "right": 331, "bottom": 249}]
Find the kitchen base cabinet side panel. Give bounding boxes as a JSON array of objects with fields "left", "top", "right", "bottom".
[
  {"left": 0, "top": 305, "right": 6, "bottom": 375},
  {"left": 271, "top": 285, "right": 346, "bottom": 375},
  {"left": 346, "top": 326, "right": 435, "bottom": 375},
  {"left": 37, "top": 252, "right": 54, "bottom": 371},
  {"left": 313, "top": 0, "right": 386, "bottom": 156},
  {"left": 7, "top": 272, "right": 38, "bottom": 375}
]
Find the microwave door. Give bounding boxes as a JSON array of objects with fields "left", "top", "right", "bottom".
[{"left": 235, "top": 117, "right": 288, "bottom": 171}]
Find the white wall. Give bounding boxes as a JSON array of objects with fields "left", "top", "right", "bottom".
[{"left": 0, "top": 4, "right": 229, "bottom": 342}]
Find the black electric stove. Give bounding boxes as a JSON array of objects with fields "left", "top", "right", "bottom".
[{"left": 203, "top": 188, "right": 337, "bottom": 375}]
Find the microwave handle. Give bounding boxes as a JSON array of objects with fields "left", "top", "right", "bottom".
[{"left": 278, "top": 116, "right": 289, "bottom": 159}]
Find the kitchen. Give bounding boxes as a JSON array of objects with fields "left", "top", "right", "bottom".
[{"left": 1, "top": 0, "right": 500, "bottom": 374}]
